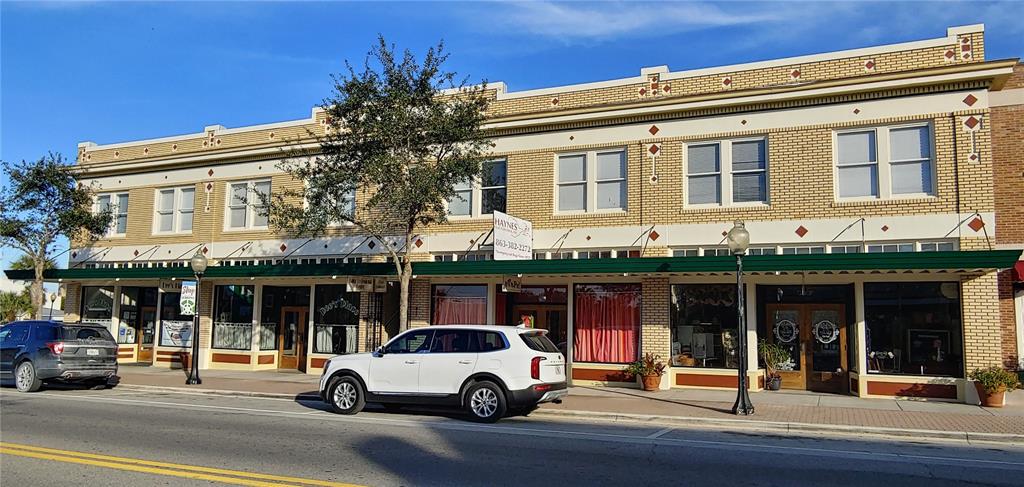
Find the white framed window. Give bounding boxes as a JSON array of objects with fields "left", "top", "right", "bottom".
[
  {"left": 748, "top": 247, "right": 777, "bottom": 255},
  {"left": 834, "top": 123, "right": 934, "bottom": 200},
  {"left": 672, "top": 249, "right": 699, "bottom": 257},
  {"left": 829, "top": 244, "right": 862, "bottom": 254},
  {"left": 782, "top": 246, "right": 825, "bottom": 255},
  {"left": 920, "top": 241, "right": 956, "bottom": 252},
  {"left": 95, "top": 192, "right": 129, "bottom": 236},
  {"left": 866, "top": 243, "right": 914, "bottom": 253},
  {"left": 555, "top": 150, "right": 626, "bottom": 213},
  {"left": 225, "top": 180, "right": 271, "bottom": 230},
  {"left": 684, "top": 138, "right": 768, "bottom": 206},
  {"left": 447, "top": 159, "right": 507, "bottom": 218},
  {"left": 154, "top": 187, "right": 195, "bottom": 234},
  {"left": 703, "top": 247, "right": 733, "bottom": 257}
]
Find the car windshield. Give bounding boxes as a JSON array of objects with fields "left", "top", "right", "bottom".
[
  {"left": 519, "top": 331, "right": 559, "bottom": 353},
  {"left": 63, "top": 326, "right": 114, "bottom": 342}
]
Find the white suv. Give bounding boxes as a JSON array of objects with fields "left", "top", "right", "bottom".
[{"left": 318, "top": 325, "right": 567, "bottom": 422}]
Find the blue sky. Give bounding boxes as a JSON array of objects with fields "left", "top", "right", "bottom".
[{"left": 1, "top": 0, "right": 1022, "bottom": 271}]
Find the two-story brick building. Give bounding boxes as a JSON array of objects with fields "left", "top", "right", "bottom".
[{"left": 8, "top": 24, "right": 1022, "bottom": 403}]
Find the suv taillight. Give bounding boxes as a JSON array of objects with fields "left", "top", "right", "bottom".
[
  {"left": 531, "top": 356, "right": 546, "bottom": 380},
  {"left": 47, "top": 342, "right": 65, "bottom": 355}
]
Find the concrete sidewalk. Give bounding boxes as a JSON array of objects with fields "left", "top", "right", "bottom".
[{"left": 114, "top": 366, "right": 1024, "bottom": 442}]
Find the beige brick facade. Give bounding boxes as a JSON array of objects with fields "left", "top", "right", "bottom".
[
  {"left": 640, "top": 277, "right": 671, "bottom": 360},
  {"left": 961, "top": 272, "right": 1003, "bottom": 371}
]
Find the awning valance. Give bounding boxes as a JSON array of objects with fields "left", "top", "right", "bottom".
[{"left": 4, "top": 250, "right": 1021, "bottom": 282}]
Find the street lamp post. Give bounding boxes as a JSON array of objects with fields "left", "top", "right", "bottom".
[
  {"left": 47, "top": 292, "right": 57, "bottom": 320},
  {"left": 726, "top": 221, "right": 755, "bottom": 416},
  {"left": 186, "top": 251, "right": 208, "bottom": 385}
]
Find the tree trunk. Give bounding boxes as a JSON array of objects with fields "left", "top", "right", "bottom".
[
  {"left": 31, "top": 258, "right": 46, "bottom": 320},
  {"left": 398, "top": 258, "right": 412, "bottom": 332}
]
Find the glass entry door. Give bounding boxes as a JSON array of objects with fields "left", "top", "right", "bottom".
[
  {"left": 279, "top": 307, "right": 308, "bottom": 372},
  {"left": 512, "top": 304, "right": 568, "bottom": 356},
  {"left": 138, "top": 306, "right": 157, "bottom": 362},
  {"left": 765, "top": 303, "right": 847, "bottom": 393}
]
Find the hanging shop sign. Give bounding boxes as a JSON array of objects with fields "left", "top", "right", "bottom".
[
  {"left": 179, "top": 281, "right": 197, "bottom": 316},
  {"left": 373, "top": 278, "right": 388, "bottom": 293},
  {"left": 160, "top": 279, "right": 182, "bottom": 292},
  {"left": 773, "top": 320, "right": 798, "bottom": 343},
  {"left": 493, "top": 211, "right": 533, "bottom": 261},
  {"left": 347, "top": 277, "right": 374, "bottom": 293},
  {"left": 502, "top": 275, "right": 522, "bottom": 293}
]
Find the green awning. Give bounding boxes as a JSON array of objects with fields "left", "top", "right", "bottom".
[{"left": 4, "top": 250, "right": 1020, "bottom": 282}]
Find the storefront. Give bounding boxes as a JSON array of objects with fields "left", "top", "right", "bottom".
[{"left": 9, "top": 250, "right": 1019, "bottom": 403}]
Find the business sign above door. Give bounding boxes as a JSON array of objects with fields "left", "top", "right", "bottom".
[{"left": 493, "top": 211, "right": 533, "bottom": 261}]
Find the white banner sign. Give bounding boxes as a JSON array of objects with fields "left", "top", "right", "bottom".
[
  {"left": 502, "top": 275, "right": 522, "bottom": 293},
  {"left": 179, "top": 281, "right": 197, "bottom": 316},
  {"left": 347, "top": 277, "right": 374, "bottom": 293},
  {"left": 160, "top": 320, "right": 193, "bottom": 348},
  {"left": 493, "top": 211, "right": 533, "bottom": 261}
]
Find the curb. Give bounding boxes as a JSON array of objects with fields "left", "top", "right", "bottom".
[
  {"left": 117, "top": 383, "right": 1024, "bottom": 445},
  {"left": 531, "top": 408, "right": 1024, "bottom": 445}
]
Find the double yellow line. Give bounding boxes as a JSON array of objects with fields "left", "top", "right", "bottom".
[{"left": 0, "top": 442, "right": 364, "bottom": 487}]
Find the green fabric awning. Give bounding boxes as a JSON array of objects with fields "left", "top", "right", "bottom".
[{"left": 4, "top": 250, "right": 1020, "bottom": 282}]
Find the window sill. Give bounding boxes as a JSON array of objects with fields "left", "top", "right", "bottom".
[
  {"left": 222, "top": 227, "right": 270, "bottom": 233},
  {"left": 832, "top": 196, "right": 938, "bottom": 207},
  {"left": 681, "top": 203, "right": 770, "bottom": 214},
  {"left": 153, "top": 231, "right": 193, "bottom": 236},
  {"left": 553, "top": 209, "right": 628, "bottom": 218}
]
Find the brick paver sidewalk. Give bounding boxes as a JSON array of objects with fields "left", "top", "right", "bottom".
[{"left": 115, "top": 368, "right": 1024, "bottom": 438}]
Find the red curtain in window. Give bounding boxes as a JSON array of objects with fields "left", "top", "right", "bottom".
[
  {"left": 573, "top": 285, "right": 640, "bottom": 363},
  {"left": 433, "top": 297, "right": 487, "bottom": 325}
]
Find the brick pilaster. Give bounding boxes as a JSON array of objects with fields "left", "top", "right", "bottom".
[
  {"left": 640, "top": 277, "right": 671, "bottom": 361},
  {"left": 961, "top": 272, "right": 1003, "bottom": 372}
]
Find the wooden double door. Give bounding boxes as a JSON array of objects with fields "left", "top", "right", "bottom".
[{"left": 765, "top": 304, "right": 848, "bottom": 393}]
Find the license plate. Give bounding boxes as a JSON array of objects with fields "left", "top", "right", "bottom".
[{"left": 87, "top": 349, "right": 100, "bottom": 356}]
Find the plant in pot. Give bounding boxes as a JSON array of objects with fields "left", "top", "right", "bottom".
[
  {"left": 758, "top": 339, "right": 791, "bottom": 391},
  {"left": 627, "top": 353, "right": 667, "bottom": 392},
  {"left": 969, "top": 366, "right": 1021, "bottom": 408}
]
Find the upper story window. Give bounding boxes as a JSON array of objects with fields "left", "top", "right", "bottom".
[
  {"left": 835, "top": 123, "right": 934, "bottom": 200},
  {"left": 782, "top": 245, "right": 825, "bottom": 255},
  {"left": 685, "top": 138, "right": 767, "bottom": 206},
  {"left": 920, "top": 241, "right": 956, "bottom": 252},
  {"left": 155, "top": 187, "right": 195, "bottom": 234},
  {"left": 226, "top": 180, "right": 270, "bottom": 230},
  {"left": 867, "top": 243, "right": 914, "bottom": 253},
  {"left": 448, "top": 159, "right": 507, "bottom": 218},
  {"left": 96, "top": 192, "right": 129, "bottom": 236},
  {"left": 556, "top": 149, "right": 626, "bottom": 213}
]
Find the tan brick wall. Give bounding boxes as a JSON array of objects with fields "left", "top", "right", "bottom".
[
  {"left": 640, "top": 277, "right": 671, "bottom": 360},
  {"left": 62, "top": 283, "right": 82, "bottom": 322},
  {"left": 961, "top": 272, "right": 1003, "bottom": 372},
  {"left": 198, "top": 280, "right": 214, "bottom": 349},
  {"left": 992, "top": 87, "right": 1024, "bottom": 246},
  {"left": 408, "top": 278, "right": 431, "bottom": 328}
]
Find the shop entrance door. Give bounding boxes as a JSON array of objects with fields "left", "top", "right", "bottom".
[
  {"left": 511, "top": 304, "right": 568, "bottom": 355},
  {"left": 765, "top": 303, "right": 847, "bottom": 393},
  {"left": 279, "top": 307, "right": 308, "bottom": 372},
  {"left": 137, "top": 306, "right": 157, "bottom": 363}
]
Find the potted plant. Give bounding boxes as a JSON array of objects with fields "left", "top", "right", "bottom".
[
  {"left": 627, "top": 353, "right": 667, "bottom": 391},
  {"left": 969, "top": 366, "right": 1021, "bottom": 408},
  {"left": 758, "top": 339, "right": 791, "bottom": 391}
]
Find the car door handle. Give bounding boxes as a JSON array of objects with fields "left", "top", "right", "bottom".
[
  {"left": 404, "top": 360, "right": 419, "bottom": 364},
  {"left": 458, "top": 360, "right": 473, "bottom": 364}
]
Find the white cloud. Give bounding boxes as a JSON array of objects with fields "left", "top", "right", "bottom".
[{"left": 0, "top": 277, "right": 27, "bottom": 294}]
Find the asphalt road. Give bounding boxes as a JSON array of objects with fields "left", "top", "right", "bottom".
[{"left": 1, "top": 385, "right": 1023, "bottom": 487}]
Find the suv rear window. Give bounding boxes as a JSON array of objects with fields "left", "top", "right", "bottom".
[
  {"left": 63, "top": 326, "right": 115, "bottom": 342},
  {"left": 519, "top": 331, "right": 559, "bottom": 353}
]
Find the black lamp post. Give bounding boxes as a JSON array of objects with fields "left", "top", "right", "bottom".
[
  {"left": 47, "top": 292, "right": 57, "bottom": 320},
  {"left": 186, "top": 251, "right": 208, "bottom": 385},
  {"left": 727, "top": 220, "right": 755, "bottom": 415}
]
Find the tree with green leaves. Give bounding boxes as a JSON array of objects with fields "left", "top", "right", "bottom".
[
  {"left": 0, "top": 290, "right": 34, "bottom": 322},
  {"left": 9, "top": 254, "right": 57, "bottom": 271},
  {"left": 1, "top": 153, "right": 112, "bottom": 319},
  {"left": 267, "top": 37, "right": 492, "bottom": 331}
]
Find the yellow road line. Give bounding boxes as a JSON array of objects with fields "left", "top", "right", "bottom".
[{"left": 0, "top": 442, "right": 363, "bottom": 487}]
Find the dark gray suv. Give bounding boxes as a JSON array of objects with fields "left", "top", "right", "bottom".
[{"left": 0, "top": 321, "right": 119, "bottom": 392}]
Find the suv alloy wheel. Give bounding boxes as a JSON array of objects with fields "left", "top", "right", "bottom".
[
  {"left": 328, "top": 376, "right": 366, "bottom": 415},
  {"left": 15, "top": 361, "right": 42, "bottom": 393},
  {"left": 465, "top": 381, "right": 507, "bottom": 423}
]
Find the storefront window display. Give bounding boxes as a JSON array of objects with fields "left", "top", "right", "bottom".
[
  {"left": 573, "top": 284, "right": 640, "bottom": 364},
  {"left": 670, "top": 284, "right": 738, "bottom": 368},
  {"left": 159, "top": 291, "right": 193, "bottom": 347},
  {"left": 80, "top": 286, "right": 114, "bottom": 326},
  {"left": 864, "top": 282, "right": 963, "bottom": 377},
  {"left": 432, "top": 285, "right": 487, "bottom": 325},
  {"left": 212, "top": 285, "right": 255, "bottom": 350},
  {"left": 313, "top": 285, "right": 360, "bottom": 354}
]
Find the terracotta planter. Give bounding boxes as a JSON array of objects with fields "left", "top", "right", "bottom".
[
  {"left": 975, "top": 383, "right": 1006, "bottom": 408},
  {"left": 640, "top": 374, "right": 661, "bottom": 391},
  {"left": 766, "top": 375, "right": 782, "bottom": 391}
]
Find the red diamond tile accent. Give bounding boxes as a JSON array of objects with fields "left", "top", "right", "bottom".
[
  {"left": 964, "top": 116, "right": 980, "bottom": 129},
  {"left": 586, "top": 236, "right": 592, "bottom": 241},
  {"left": 367, "top": 241, "right": 376, "bottom": 249},
  {"left": 722, "top": 77, "right": 732, "bottom": 86},
  {"left": 133, "top": 250, "right": 139, "bottom": 257},
  {"left": 969, "top": 153, "right": 979, "bottom": 162},
  {"left": 279, "top": 243, "right": 287, "bottom": 252},
  {"left": 638, "top": 88, "right": 647, "bottom": 96},
  {"left": 961, "top": 43, "right": 971, "bottom": 52},
  {"left": 962, "top": 94, "right": 978, "bottom": 106},
  {"left": 864, "top": 60, "right": 875, "bottom": 70},
  {"left": 722, "top": 231, "right": 728, "bottom": 237},
  {"left": 551, "top": 97, "right": 559, "bottom": 105},
  {"left": 881, "top": 225, "right": 889, "bottom": 232},
  {"left": 663, "top": 85, "right": 671, "bottom": 92},
  {"left": 569, "top": 136, "right": 574, "bottom": 141},
  {"left": 795, "top": 226, "right": 808, "bottom": 237},
  {"left": 853, "top": 108, "right": 861, "bottom": 114},
  {"left": 649, "top": 125, "right": 660, "bottom": 136},
  {"left": 741, "top": 120, "right": 747, "bottom": 125},
  {"left": 945, "top": 49, "right": 955, "bottom": 59},
  {"left": 791, "top": 69, "right": 801, "bottom": 78},
  {"left": 967, "top": 217, "right": 985, "bottom": 232},
  {"left": 650, "top": 82, "right": 659, "bottom": 90},
  {"left": 202, "top": 247, "right": 208, "bottom": 254},
  {"left": 414, "top": 238, "right": 423, "bottom": 248},
  {"left": 207, "top": 169, "right": 214, "bottom": 177},
  {"left": 648, "top": 144, "right": 660, "bottom": 155},
  {"left": 71, "top": 252, "right": 77, "bottom": 258},
  {"left": 649, "top": 230, "right": 660, "bottom": 241}
]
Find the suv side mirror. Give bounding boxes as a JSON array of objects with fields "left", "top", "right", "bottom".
[{"left": 374, "top": 346, "right": 385, "bottom": 357}]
